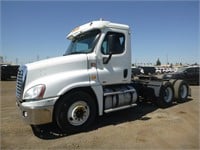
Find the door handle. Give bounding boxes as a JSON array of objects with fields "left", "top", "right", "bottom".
[{"left": 124, "top": 69, "right": 128, "bottom": 78}]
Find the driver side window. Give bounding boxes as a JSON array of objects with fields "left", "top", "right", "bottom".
[{"left": 101, "top": 32, "right": 125, "bottom": 55}]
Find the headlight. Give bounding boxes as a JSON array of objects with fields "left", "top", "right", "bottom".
[{"left": 24, "top": 84, "right": 46, "bottom": 100}]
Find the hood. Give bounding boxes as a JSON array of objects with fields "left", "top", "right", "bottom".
[{"left": 25, "top": 54, "right": 88, "bottom": 85}]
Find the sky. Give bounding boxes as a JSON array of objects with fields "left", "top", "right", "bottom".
[{"left": 1, "top": 1, "right": 199, "bottom": 65}]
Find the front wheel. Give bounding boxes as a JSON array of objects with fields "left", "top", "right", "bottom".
[{"left": 54, "top": 91, "right": 97, "bottom": 133}]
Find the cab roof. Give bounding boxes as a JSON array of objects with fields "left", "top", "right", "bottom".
[{"left": 67, "top": 20, "right": 129, "bottom": 40}]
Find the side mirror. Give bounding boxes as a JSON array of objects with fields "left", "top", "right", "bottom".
[
  {"left": 107, "top": 34, "right": 116, "bottom": 54},
  {"left": 103, "top": 34, "right": 115, "bottom": 64}
]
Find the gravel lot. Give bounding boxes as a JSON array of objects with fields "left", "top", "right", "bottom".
[{"left": 1, "top": 81, "right": 199, "bottom": 149}]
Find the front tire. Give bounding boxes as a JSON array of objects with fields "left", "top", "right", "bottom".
[{"left": 54, "top": 91, "right": 97, "bottom": 133}]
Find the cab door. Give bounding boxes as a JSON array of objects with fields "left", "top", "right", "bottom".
[{"left": 96, "top": 30, "right": 131, "bottom": 85}]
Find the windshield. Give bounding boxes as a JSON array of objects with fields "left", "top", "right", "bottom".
[
  {"left": 177, "top": 67, "right": 187, "bottom": 72},
  {"left": 64, "top": 29, "right": 101, "bottom": 55}
]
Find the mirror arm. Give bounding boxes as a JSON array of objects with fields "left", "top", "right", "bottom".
[{"left": 103, "top": 53, "right": 112, "bottom": 64}]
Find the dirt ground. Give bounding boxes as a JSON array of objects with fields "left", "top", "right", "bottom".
[{"left": 0, "top": 81, "right": 199, "bottom": 149}]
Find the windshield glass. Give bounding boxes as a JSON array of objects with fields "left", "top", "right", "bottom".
[
  {"left": 177, "top": 67, "right": 187, "bottom": 72},
  {"left": 64, "top": 29, "right": 101, "bottom": 55}
]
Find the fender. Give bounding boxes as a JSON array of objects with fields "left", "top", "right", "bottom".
[{"left": 57, "top": 82, "right": 104, "bottom": 116}]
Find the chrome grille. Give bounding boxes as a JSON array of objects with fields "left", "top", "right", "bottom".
[{"left": 16, "top": 66, "right": 27, "bottom": 101}]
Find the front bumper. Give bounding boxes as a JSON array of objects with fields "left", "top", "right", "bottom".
[{"left": 16, "top": 97, "right": 59, "bottom": 125}]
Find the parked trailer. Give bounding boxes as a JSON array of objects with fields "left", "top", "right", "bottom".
[{"left": 16, "top": 20, "right": 191, "bottom": 133}]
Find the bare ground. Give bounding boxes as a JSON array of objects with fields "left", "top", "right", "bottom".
[{"left": 0, "top": 81, "right": 199, "bottom": 149}]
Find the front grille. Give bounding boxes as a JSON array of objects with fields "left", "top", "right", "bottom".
[{"left": 16, "top": 66, "right": 27, "bottom": 101}]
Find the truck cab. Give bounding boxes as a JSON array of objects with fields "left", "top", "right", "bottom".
[
  {"left": 65, "top": 20, "right": 132, "bottom": 85},
  {"left": 16, "top": 20, "right": 138, "bottom": 132}
]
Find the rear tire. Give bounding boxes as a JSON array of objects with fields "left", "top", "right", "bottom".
[
  {"left": 157, "top": 81, "right": 174, "bottom": 108},
  {"left": 174, "top": 80, "right": 189, "bottom": 103},
  {"left": 54, "top": 91, "right": 97, "bottom": 133}
]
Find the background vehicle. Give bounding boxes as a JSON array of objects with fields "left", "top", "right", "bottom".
[
  {"left": 1, "top": 64, "right": 19, "bottom": 80},
  {"left": 16, "top": 20, "right": 191, "bottom": 133},
  {"left": 138, "top": 66, "right": 156, "bottom": 75},
  {"left": 163, "top": 66, "right": 199, "bottom": 85},
  {"left": 131, "top": 67, "right": 141, "bottom": 77}
]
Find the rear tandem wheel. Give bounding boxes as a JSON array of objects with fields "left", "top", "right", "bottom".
[
  {"left": 156, "top": 81, "right": 174, "bottom": 108},
  {"left": 173, "top": 80, "right": 189, "bottom": 103}
]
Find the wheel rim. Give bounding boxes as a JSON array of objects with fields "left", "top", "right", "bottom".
[
  {"left": 67, "top": 101, "right": 90, "bottom": 126},
  {"left": 180, "top": 84, "right": 187, "bottom": 99},
  {"left": 164, "top": 87, "right": 173, "bottom": 103}
]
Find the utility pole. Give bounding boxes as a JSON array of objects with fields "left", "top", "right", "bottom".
[
  {"left": 16, "top": 58, "right": 18, "bottom": 65},
  {"left": 166, "top": 54, "right": 169, "bottom": 65}
]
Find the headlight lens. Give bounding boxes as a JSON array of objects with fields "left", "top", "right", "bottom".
[{"left": 24, "top": 84, "right": 46, "bottom": 100}]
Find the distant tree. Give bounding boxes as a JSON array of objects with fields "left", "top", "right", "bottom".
[
  {"left": 156, "top": 58, "right": 161, "bottom": 66},
  {"left": 194, "top": 62, "right": 198, "bottom": 65}
]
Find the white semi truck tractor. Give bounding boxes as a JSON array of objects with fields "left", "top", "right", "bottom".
[{"left": 16, "top": 20, "right": 191, "bottom": 133}]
